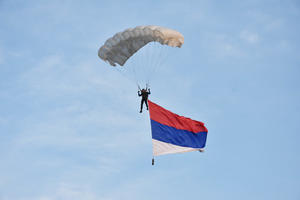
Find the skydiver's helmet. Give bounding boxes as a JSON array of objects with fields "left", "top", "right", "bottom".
[{"left": 141, "top": 89, "right": 146, "bottom": 92}]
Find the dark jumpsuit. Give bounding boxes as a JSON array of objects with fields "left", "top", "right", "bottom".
[{"left": 138, "top": 89, "right": 150, "bottom": 112}]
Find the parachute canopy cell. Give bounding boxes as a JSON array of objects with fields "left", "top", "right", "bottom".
[{"left": 98, "top": 25, "right": 184, "bottom": 66}]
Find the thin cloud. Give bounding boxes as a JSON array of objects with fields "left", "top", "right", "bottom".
[
  {"left": 240, "top": 30, "right": 260, "bottom": 44},
  {"left": 15, "top": 182, "right": 97, "bottom": 200},
  {"left": 207, "top": 33, "right": 244, "bottom": 57}
]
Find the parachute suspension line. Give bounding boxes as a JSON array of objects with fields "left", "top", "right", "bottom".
[
  {"left": 141, "top": 44, "right": 149, "bottom": 87},
  {"left": 123, "top": 50, "right": 141, "bottom": 89},
  {"left": 115, "top": 67, "right": 131, "bottom": 82},
  {"left": 145, "top": 43, "right": 153, "bottom": 85},
  {"left": 154, "top": 46, "right": 171, "bottom": 76},
  {"left": 147, "top": 42, "right": 161, "bottom": 85},
  {"left": 133, "top": 57, "right": 141, "bottom": 91},
  {"left": 128, "top": 42, "right": 157, "bottom": 89},
  {"left": 141, "top": 42, "right": 163, "bottom": 87},
  {"left": 139, "top": 42, "right": 153, "bottom": 88},
  {"left": 144, "top": 43, "right": 153, "bottom": 87},
  {"left": 150, "top": 44, "right": 164, "bottom": 82},
  {"left": 158, "top": 45, "right": 175, "bottom": 79},
  {"left": 115, "top": 66, "right": 140, "bottom": 89},
  {"left": 127, "top": 43, "right": 147, "bottom": 89},
  {"left": 113, "top": 42, "right": 179, "bottom": 90},
  {"left": 131, "top": 62, "right": 139, "bottom": 87},
  {"left": 146, "top": 43, "right": 168, "bottom": 85}
]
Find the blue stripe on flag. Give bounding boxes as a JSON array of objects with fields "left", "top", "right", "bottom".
[{"left": 151, "top": 120, "right": 207, "bottom": 148}]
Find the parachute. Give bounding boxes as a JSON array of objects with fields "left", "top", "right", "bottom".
[
  {"left": 98, "top": 26, "right": 184, "bottom": 87},
  {"left": 98, "top": 25, "right": 184, "bottom": 66}
]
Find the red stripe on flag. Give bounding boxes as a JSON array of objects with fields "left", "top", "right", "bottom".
[{"left": 148, "top": 100, "right": 208, "bottom": 133}]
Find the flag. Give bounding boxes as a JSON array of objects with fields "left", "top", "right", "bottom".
[{"left": 148, "top": 100, "right": 208, "bottom": 156}]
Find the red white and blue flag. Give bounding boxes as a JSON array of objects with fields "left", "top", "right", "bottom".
[{"left": 148, "top": 100, "right": 208, "bottom": 156}]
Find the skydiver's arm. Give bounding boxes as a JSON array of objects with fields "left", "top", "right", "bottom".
[
  {"left": 138, "top": 91, "right": 141, "bottom": 96},
  {"left": 148, "top": 88, "right": 151, "bottom": 94}
]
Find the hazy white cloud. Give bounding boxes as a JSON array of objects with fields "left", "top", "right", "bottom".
[
  {"left": 8, "top": 96, "right": 149, "bottom": 180},
  {"left": 21, "top": 55, "right": 83, "bottom": 96},
  {"left": 100, "top": 168, "right": 188, "bottom": 200},
  {"left": 265, "top": 19, "right": 284, "bottom": 31},
  {"left": 20, "top": 54, "right": 133, "bottom": 98},
  {"left": 240, "top": 30, "right": 260, "bottom": 44},
  {"left": 246, "top": 10, "right": 285, "bottom": 33},
  {"left": 51, "top": 183, "right": 97, "bottom": 200},
  {"left": 208, "top": 33, "right": 244, "bottom": 57},
  {"left": 16, "top": 182, "right": 97, "bottom": 200},
  {"left": 14, "top": 108, "right": 142, "bottom": 149}
]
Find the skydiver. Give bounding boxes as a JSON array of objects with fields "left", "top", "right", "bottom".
[{"left": 138, "top": 88, "right": 151, "bottom": 113}]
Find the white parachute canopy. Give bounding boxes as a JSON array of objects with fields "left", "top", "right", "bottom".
[
  {"left": 98, "top": 25, "right": 184, "bottom": 67},
  {"left": 98, "top": 25, "right": 184, "bottom": 87}
]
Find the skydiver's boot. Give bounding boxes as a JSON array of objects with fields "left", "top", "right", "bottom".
[{"left": 140, "top": 110, "right": 142, "bottom": 113}]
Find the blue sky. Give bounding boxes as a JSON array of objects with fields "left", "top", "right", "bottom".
[{"left": 0, "top": 0, "right": 300, "bottom": 199}]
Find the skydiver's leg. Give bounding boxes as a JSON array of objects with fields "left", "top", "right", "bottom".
[
  {"left": 145, "top": 99, "right": 148, "bottom": 110},
  {"left": 140, "top": 99, "right": 144, "bottom": 113}
]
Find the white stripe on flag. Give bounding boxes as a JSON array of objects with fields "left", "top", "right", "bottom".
[{"left": 152, "top": 139, "right": 203, "bottom": 156}]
